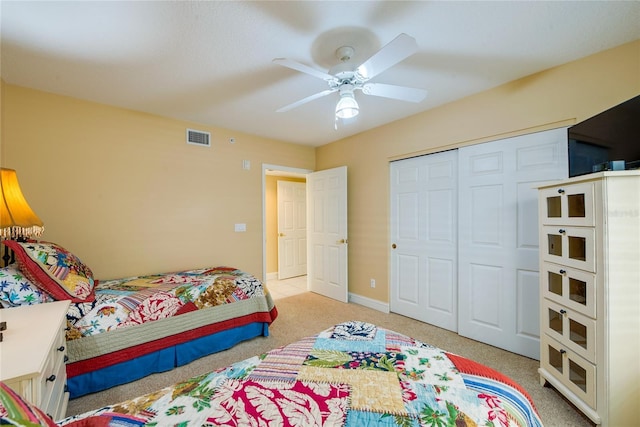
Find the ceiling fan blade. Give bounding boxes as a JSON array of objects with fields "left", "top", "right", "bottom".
[
  {"left": 276, "top": 88, "right": 337, "bottom": 113},
  {"left": 273, "top": 58, "right": 337, "bottom": 82},
  {"left": 361, "top": 83, "right": 427, "bottom": 103},
  {"left": 356, "top": 33, "right": 418, "bottom": 80}
]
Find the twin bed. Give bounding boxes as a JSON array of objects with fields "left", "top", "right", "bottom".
[
  {"left": 0, "top": 240, "right": 277, "bottom": 398},
  {"left": 63, "top": 266, "right": 277, "bottom": 397}
]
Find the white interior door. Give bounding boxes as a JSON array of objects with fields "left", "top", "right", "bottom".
[
  {"left": 277, "top": 180, "right": 307, "bottom": 279},
  {"left": 390, "top": 151, "right": 458, "bottom": 331},
  {"left": 457, "top": 128, "right": 567, "bottom": 359},
  {"left": 307, "top": 166, "right": 348, "bottom": 302}
]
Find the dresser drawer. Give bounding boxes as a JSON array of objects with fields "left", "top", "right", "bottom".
[
  {"left": 37, "top": 324, "right": 67, "bottom": 407},
  {"left": 541, "top": 226, "right": 596, "bottom": 272},
  {"left": 541, "top": 262, "right": 596, "bottom": 318},
  {"left": 542, "top": 299, "right": 596, "bottom": 363},
  {"left": 539, "top": 182, "right": 595, "bottom": 227},
  {"left": 41, "top": 354, "right": 67, "bottom": 420},
  {"left": 540, "top": 334, "right": 596, "bottom": 409}
]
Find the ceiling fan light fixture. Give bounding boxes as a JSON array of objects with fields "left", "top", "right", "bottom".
[{"left": 335, "top": 92, "right": 359, "bottom": 119}]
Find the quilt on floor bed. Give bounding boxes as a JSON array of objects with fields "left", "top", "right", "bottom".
[
  {"left": 65, "top": 266, "right": 268, "bottom": 339},
  {"left": 54, "top": 321, "right": 543, "bottom": 427}
]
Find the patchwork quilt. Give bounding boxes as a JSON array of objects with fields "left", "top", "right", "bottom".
[
  {"left": 59, "top": 321, "right": 543, "bottom": 427},
  {"left": 65, "top": 266, "right": 266, "bottom": 339}
]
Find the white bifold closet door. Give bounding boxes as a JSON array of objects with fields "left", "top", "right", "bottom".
[{"left": 391, "top": 128, "right": 567, "bottom": 359}]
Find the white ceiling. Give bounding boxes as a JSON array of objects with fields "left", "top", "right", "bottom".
[{"left": 2, "top": 1, "right": 639, "bottom": 147}]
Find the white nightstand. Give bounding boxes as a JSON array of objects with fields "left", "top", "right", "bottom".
[{"left": 0, "top": 300, "right": 71, "bottom": 421}]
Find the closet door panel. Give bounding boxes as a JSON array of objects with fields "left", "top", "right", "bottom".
[
  {"left": 458, "top": 128, "right": 568, "bottom": 359},
  {"left": 390, "top": 150, "right": 458, "bottom": 332}
]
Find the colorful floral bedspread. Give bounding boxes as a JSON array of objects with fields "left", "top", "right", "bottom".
[
  {"left": 65, "top": 266, "right": 266, "bottom": 340},
  {"left": 59, "top": 321, "right": 543, "bottom": 427}
]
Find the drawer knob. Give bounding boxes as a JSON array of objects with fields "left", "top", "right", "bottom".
[
  {"left": 559, "top": 269, "right": 566, "bottom": 274},
  {"left": 57, "top": 345, "right": 65, "bottom": 352},
  {"left": 46, "top": 374, "right": 56, "bottom": 382},
  {"left": 557, "top": 188, "right": 565, "bottom": 194},
  {"left": 558, "top": 229, "right": 566, "bottom": 234},
  {"left": 560, "top": 349, "right": 567, "bottom": 354},
  {"left": 559, "top": 309, "right": 567, "bottom": 315}
]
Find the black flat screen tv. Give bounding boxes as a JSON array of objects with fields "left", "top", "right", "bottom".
[{"left": 568, "top": 94, "right": 640, "bottom": 177}]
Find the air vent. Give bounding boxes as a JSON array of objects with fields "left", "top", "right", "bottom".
[{"left": 186, "top": 129, "right": 211, "bottom": 147}]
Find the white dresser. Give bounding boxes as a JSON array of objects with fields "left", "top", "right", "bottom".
[
  {"left": 0, "top": 300, "right": 71, "bottom": 421},
  {"left": 537, "top": 171, "right": 640, "bottom": 426}
]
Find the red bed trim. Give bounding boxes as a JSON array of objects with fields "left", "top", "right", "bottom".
[{"left": 67, "top": 306, "right": 278, "bottom": 378}]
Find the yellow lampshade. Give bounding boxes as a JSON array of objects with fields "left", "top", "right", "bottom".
[{"left": 0, "top": 168, "right": 44, "bottom": 239}]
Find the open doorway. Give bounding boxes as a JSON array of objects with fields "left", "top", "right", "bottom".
[
  {"left": 262, "top": 164, "right": 349, "bottom": 302},
  {"left": 262, "top": 164, "right": 311, "bottom": 297}
]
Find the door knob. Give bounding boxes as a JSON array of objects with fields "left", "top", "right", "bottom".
[
  {"left": 392, "top": 243, "right": 397, "bottom": 249},
  {"left": 338, "top": 239, "right": 348, "bottom": 244},
  {"left": 278, "top": 233, "right": 285, "bottom": 237}
]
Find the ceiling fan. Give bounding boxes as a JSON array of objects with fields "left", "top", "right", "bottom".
[{"left": 273, "top": 33, "right": 427, "bottom": 121}]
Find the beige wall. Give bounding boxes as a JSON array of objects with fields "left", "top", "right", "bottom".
[
  {"left": 265, "top": 175, "right": 306, "bottom": 275},
  {"left": 0, "top": 84, "right": 315, "bottom": 280},
  {"left": 2, "top": 40, "right": 638, "bottom": 299},
  {"left": 316, "top": 39, "right": 640, "bottom": 303},
  {"left": 0, "top": 80, "right": 3, "bottom": 157}
]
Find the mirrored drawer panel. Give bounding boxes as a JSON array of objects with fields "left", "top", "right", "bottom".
[
  {"left": 541, "top": 226, "right": 596, "bottom": 272},
  {"left": 539, "top": 182, "right": 595, "bottom": 226},
  {"left": 541, "top": 262, "right": 596, "bottom": 318},
  {"left": 541, "top": 334, "right": 596, "bottom": 409},
  {"left": 542, "top": 299, "right": 596, "bottom": 363}
]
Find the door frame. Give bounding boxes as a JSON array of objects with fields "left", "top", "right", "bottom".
[{"left": 262, "top": 163, "right": 312, "bottom": 283}]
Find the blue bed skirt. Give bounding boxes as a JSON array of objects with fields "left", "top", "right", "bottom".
[{"left": 67, "top": 322, "right": 270, "bottom": 398}]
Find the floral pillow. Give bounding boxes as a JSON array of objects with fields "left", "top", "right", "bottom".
[
  {"left": 0, "top": 381, "right": 57, "bottom": 427},
  {"left": 0, "top": 264, "right": 51, "bottom": 308},
  {"left": 4, "top": 240, "right": 97, "bottom": 303}
]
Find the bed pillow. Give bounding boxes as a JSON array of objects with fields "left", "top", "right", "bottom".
[
  {"left": 0, "top": 264, "right": 51, "bottom": 308},
  {"left": 4, "top": 240, "right": 97, "bottom": 303},
  {"left": 0, "top": 381, "right": 57, "bottom": 427}
]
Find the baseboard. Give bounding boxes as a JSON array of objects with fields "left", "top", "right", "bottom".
[
  {"left": 266, "top": 272, "right": 278, "bottom": 281},
  {"left": 348, "top": 293, "right": 389, "bottom": 313}
]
